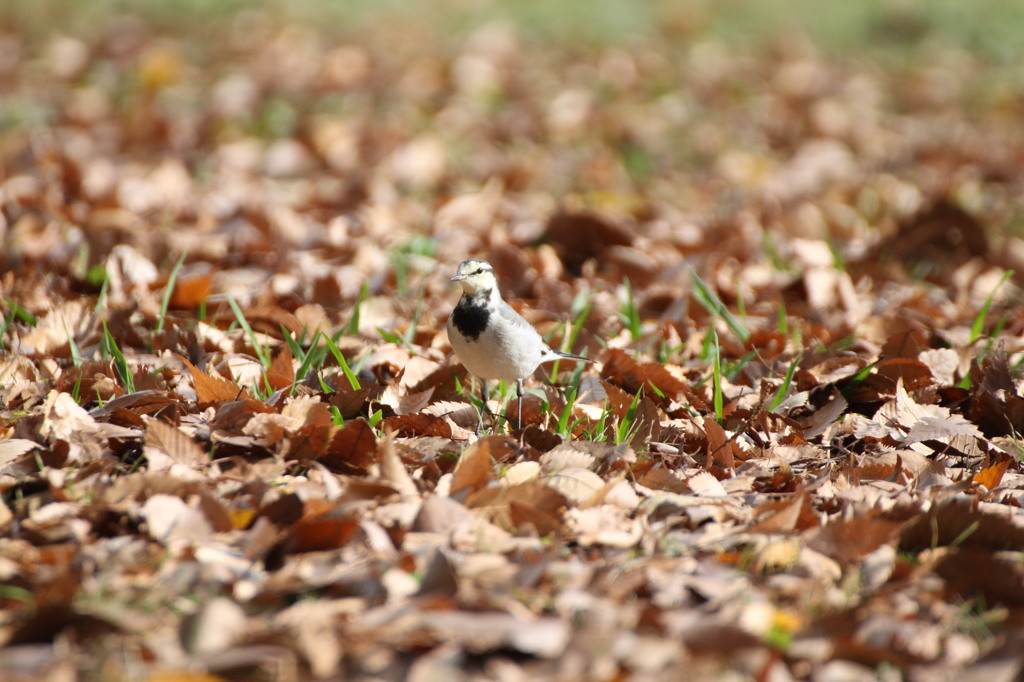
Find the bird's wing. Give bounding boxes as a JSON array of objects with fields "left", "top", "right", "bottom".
[
  {"left": 495, "top": 301, "right": 542, "bottom": 338},
  {"left": 497, "top": 302, "right": 594, "bottom": 363}
]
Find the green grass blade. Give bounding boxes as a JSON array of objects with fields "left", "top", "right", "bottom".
[
  {"left": 1, "top": 299, "right": 36, "bottom": 351},
  {"left": 712, "top": 330, "right": 723, "bottom": 422},
  {"left": 156, "top": 251, "right": 188, "bottom": 334},
  {"left": 970, "top": 270, "right": 1013, "bottom": 343},
  {"left": 950, "top": 520, "right": 980, "bottom": 548},
  {"left": 555, "top": 386, "right": 578, "bottom": 435},
  {"left": 282, "top": 326, "right": 307, "bottom": 363},
  {"left": 724, "top": 350, "right": 757, "bottom": 382},
  {"left": 226, "top": 293, "right": 270, "bottom": 367},
  {"left": 616, "top": 389, "right": 643, "bottom": 444},
  {"left": 368, "top": 408, "right": 383, "bottom": 429},
  {"left": 344, "top": 281, "right": 370, "bottom": 335},
  {"left": 377, "top": 327, "right": 404, "bottom": 345},
  {"left": 324, "top": 334, "right": 361, "bottom": 390},
  {"left": 618, "top": 278, "right": 642, "bottom": 340},
  {"left": 68, "top": 329, "right": 83, "bottom": 367},
  {"left": 589, "top": 403, "right": 611, "bottom": 442},
  {"left": 5, "top": 299, "right": 36, "bottom": 326},
  {"left": 71, "top": 372, "right": 83, "bottom": 402},
  {"left": 841, "top": 361, "right": 877, "bottom": 397},
  {"left": 101, "top": 320, "right": 135, "bottom": 393},
  {"left": 691, "top": 270, "right": 751, "bottom": 343},
  {"left": 550, "top": 290, "right": 593, "bottom": 382},
  {"left": 292, "top": 329, "right": 331, "bottom": 390},
  {"left": 282, "top": 326, "right": 316, "bottom": 395},
  {"left": 770, "top": 352, "right": 802, "bottom": 412},
  {"left": 402, "top": 290, "right": 426, "bottom": 348},
  {"left": 94, "top": 273, "right": 110, "bottom": 314},
  {"left": 568, "top": 288, "right": 592, "bottom": 349},
  {"left": 776, "top": 299, "right": 789, "bottom": 337}
]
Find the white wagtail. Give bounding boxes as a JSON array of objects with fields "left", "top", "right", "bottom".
[{"left": 447, "top": 258, "right": 593, "bottom": 431}]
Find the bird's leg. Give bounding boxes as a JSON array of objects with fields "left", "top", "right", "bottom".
[
  {"left": 515, "top": 379, "right": 523, "bottom": 431},
  {"left": 478, "top": 380, "right": 489, "bottom": 434}
]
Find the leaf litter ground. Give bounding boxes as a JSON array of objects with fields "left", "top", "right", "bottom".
[{"left": 3, "top": 2, "right": 1024, "bottom": 680}]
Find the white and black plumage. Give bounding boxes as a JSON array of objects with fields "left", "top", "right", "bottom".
[{"left": 447, "top": 258, "right": 593, "bottom": 430}]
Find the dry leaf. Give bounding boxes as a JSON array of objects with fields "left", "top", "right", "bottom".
[
  {"left": 182, "top": 358, "right": 246, "bottom": 403},
  {"left": 451, "top": 436, "right": 509, "bottom": 499},
  {"left": 266, "top": 344, "right": 296, "bottom": 390},
  {"left": 973, "top": 458, "right": 1010, "bottom": 490}
]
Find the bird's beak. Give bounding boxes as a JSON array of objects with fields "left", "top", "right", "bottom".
[{"left": 450, "top": 274, "right": 465, "bottom": 282}]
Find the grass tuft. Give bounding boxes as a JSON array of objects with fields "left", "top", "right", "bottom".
[
  {"left": 226, "top": 293, "right": 270, "bottom": 367},
  {"left": 101, "top": 320, "right": 135, "bottom": 393},
  {"left": 691, "top": 271, "right": 751, "bottom": 344}
]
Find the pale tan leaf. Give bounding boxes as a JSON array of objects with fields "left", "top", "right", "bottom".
[
  {"left": 412, "top": 494, "right": 473, "bottom": 535},
  {"left": 0, "top": 439, "right": 40, "bottom": 466},
  {"left": 141, "top": 494, "right": 213, "bottom": 548},
  {"left": 902, "top": 415, "right": 982, "bottom": 445},
  {"left": 180, "top": 597, "right": 247, "bottom": 655},
  {"left": 569, "top": 506, "right": 643, "bottom": 548},
  {"left": 144, "top": 417, "right": 207, "bottom": 469},
  {"left": 545, "top": 467, "right": 604, "bottom": 505},
  {"left": 918, "top": 348, "right": 959, "bottom": 385},
  {"left": 540, "top": 444, "right": 596, "bottom": 473},
  {"left": 502, "top": 461, "right": 541, "bottom": 486},
  {"left": 380, "top": 434, "right": 418, "bottom": 499},
  {"left": 688, "top": 471, "right": 727, "bottom": 497}
]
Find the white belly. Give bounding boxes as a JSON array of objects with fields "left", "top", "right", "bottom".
[{"left": 447, "top": 315, "right": 544, "bottom": 383}]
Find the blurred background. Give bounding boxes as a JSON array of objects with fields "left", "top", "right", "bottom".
[{"left": 2, "top": 0, "right": 1024, "bottom": 325}]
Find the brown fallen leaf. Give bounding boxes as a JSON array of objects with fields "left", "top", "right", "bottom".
[
  {"left": 381, "top": 413, "right": 454, "bottom": 438},
  {"left": 467, "top": 479, "right": 569, "bottom": 536},
  {"left": 451, "top": 436, "right": 512, "bottom": 500},
  {"left": 168, "top": 268, "right": 214, "bottom": 310},
  {"left": 319, "top": 418, "right": 379, "bottom": 474},
  {"left": 748, "top": 489, "right": 816, "bottom": 534},
  {"left": 703, "top": 415, "right": 737, "bottom": 471},
  {"left": 265, "top": 343, "right": 295, "bottom": 391},
  {"left": 973, "top": 457, "right": 1010, "bottom": 490},
  {"left": 805, "top": 514, "right": 904, "bottom": 565},
  {"left": 143, "top": 416, "right": 208, "bottom": 470},
  {"left": 285, "top": 516, "right": 361, "bottom": 553},
  {"left": 181, "top": 357, "right": 248, "bottom": 403}
]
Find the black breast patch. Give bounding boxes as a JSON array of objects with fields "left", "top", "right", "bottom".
[{"left": 451, "top": 297, "right": 490, "bottom": 341}]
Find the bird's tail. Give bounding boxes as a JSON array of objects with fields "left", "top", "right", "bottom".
[{"left": 547, "top": 348, "right": 595, "bottom": 363}]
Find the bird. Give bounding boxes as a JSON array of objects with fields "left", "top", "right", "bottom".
[{"left": 447, "top": 258, "right": 594, "bottom": 431}]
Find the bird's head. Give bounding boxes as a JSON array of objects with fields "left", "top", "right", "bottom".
[{"left": 451, "top": 258, "right": 497, "bottom": 296}]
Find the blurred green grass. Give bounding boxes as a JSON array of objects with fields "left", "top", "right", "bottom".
[{"left": 3, "top": 0, "right": 1024, "bottom": 65}]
